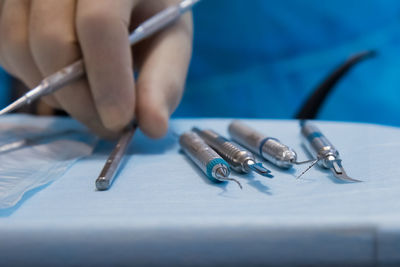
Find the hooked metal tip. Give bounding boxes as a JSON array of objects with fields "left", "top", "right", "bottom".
[
  {"left": 330, "top": 160, "right": 362, "bottom": 183},
  {"left": 296, "top": 159, "right": 319, "bottom": 179},
  {"left": 247, "top": 162, "right": 273, "bottom": 178},
  {"left": 215, "top": 168, "right": 243, "bottom": 189},
  {"left": 223, "top": 177, "right": 243, "bottom": 189}
]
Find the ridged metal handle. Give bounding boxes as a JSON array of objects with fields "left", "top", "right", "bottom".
[
  {"left": 228, "top": 120, "right": 264, "bottom": 155},
  {"left": 228, "top": 120, "right": 296, "bottom": 168},
  {"left": 193, "top": 128, "right": 254, "bottom": 173}
]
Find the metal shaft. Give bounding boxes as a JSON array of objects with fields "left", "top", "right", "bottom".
[
  {"left": 228, "top": 120, "right": 298, "bottom": 169},
  {"left": 96, "top": 125, "right": 137, "bottom": 190},
  {"left": 179, "top": 131, "right": 242, "bottom": 188},
  {"left": 192, "top": 127, "right": 272, "bottom": 177}
]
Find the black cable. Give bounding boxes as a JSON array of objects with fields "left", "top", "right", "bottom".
[{"left": 295, "top": 50, "right": 376, "bottom": 119}]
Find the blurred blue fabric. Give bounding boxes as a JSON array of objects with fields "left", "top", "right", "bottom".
[
  {"left": 1, "top": 0, "right": 400, "bottom": 126},
  {"left": 175, "top": 0, "right": 400, "bottom": 127},
  {"left": 0, "top": 68, "right": 11, "bottom": 108}
]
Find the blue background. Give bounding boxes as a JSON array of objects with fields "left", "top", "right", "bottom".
[
  {"left": 0, "top": 68, "right": 11, "bottom": 108},
  {"left": 175, "top": 0, "right": 400, "bottom": 127}
]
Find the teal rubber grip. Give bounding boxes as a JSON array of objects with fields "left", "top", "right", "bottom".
[{"left": 206, "top": 158, "right": 229, "bottom": 181}]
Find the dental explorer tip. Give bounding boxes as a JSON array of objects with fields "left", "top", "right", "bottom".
[
  {"left": 215, "top": 168, "right": 243, "bottom": 189},
  {"left": 296, "top": 159, "right": 319, "bottom": 180}
]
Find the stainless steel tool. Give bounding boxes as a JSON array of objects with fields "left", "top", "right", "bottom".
[
  {"left": 95, "top": 125, "right": 137, "bottom": 190},
  {"left": 0, "top": 0, "right": 201, "bottom": 115},
  {"left": 179, "top": 131, "right": 242, "bottom": 189},
  {"left": 192, "top": 127, "right": 272, "bottom": 177},
  {"left": 298, "top": 121, "right": 361, "bottom": 182},
  {"left": 228, "top": 120, "right": 312, "bottom": 169}
]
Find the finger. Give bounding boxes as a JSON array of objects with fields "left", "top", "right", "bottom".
[
  {"left": 76, "top": 0, "right": 136, "bottom": 132},
  {"left": 0, "top": 0, "right": 43, "bottom": 89},
  {"left": 135, "top": 13, "right": 193, "bottom": 138},
  {"left": 37, "top": 99, "right": 56, "bottom": 116},
  {"left": 0, "top": 0, "right": 60, "bottom": 107},
  {"left": 0, "top": 0, "right": 12, "bottom": 74},
  {"left": 29, "top": 0, "right": 111, "bottom": 134},
  {"left": 0, "top": 0, "right": 5, "bottom": 66}
]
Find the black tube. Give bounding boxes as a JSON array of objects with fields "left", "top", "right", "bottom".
[{"left": 295, "top": 50, "right": 376, "bottom": 119}]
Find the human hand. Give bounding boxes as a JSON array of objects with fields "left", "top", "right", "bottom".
[{"left": 0, "top": 0, "right": 193, "bottom": 138}]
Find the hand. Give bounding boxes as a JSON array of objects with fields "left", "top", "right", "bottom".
[{"left": 0, "top": 0, "right": 193, "bottom": 138}]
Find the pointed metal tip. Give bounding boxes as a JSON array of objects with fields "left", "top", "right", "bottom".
[
  {"left": 330, "top": 161, "right": 362, "bottom": 183},
  {"left": 215, "top": 168, "right": 243, "bottom": 189},
  {"left": 0, "top": 96, "right": 29, "bottom": 115},
  {"left": 236, "top": 181, "right": 243, "bottom": 190},
  {"left": 179, "top": 0, "right": 202, "bottom": 12},
  {"left": 228, "top": 178, "right": 243, "bottom": 190},
  {"left": 296, "top": 159, "right": 319, "bottom": 180},
  {"left": 331, "top": 170, "right": 362, "bottom": 183}
]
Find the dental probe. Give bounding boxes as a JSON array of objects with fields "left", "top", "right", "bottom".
[
  {"left": 192, "top": 127, "right": 272, "bottom": 177},
  {"left": 96, "top": 124, "right": 137, "bottom": 190},
  {"left": 179, "top": 131, "right": 242, "bottom": 189},
  {"left": 298, "top": 121, "right": 361, "bottom": 182},
  {"left": 228, "top": 120, "right": 312, "bottom": 169},
  {"left": 0, "top": 0, "right": 201, "bottom": 115}
]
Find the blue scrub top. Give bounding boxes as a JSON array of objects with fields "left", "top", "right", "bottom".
[{"left": 174, "top": 0, "right": 400, "bottom": 127}]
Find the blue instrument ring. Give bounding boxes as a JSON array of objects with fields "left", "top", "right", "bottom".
[
  {"left": 259, "top": 137, "right": 280, "bottom": 157},
  {"left": 206, "top": 158, "right": 229, "bottom": 180},
  {"left": 306, "top": 132, "right": 324, "bottom": 142}
]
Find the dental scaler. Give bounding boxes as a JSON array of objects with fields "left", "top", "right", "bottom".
[
  {"left": 228, "top": 120, "right": 311, "bottom": 169},
  {"left": 179, "top": 131, "right": 242, "bottom": 189},
  {"left": 298, "top": 121, "right": 361, "bottom": 182},
  {"left": 192, "top": 127, "right": 272, "bottom": 177}
]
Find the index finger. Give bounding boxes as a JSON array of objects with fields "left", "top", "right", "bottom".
[{"left": 76, "top": 0, "right": 136, "bottom": 132}]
